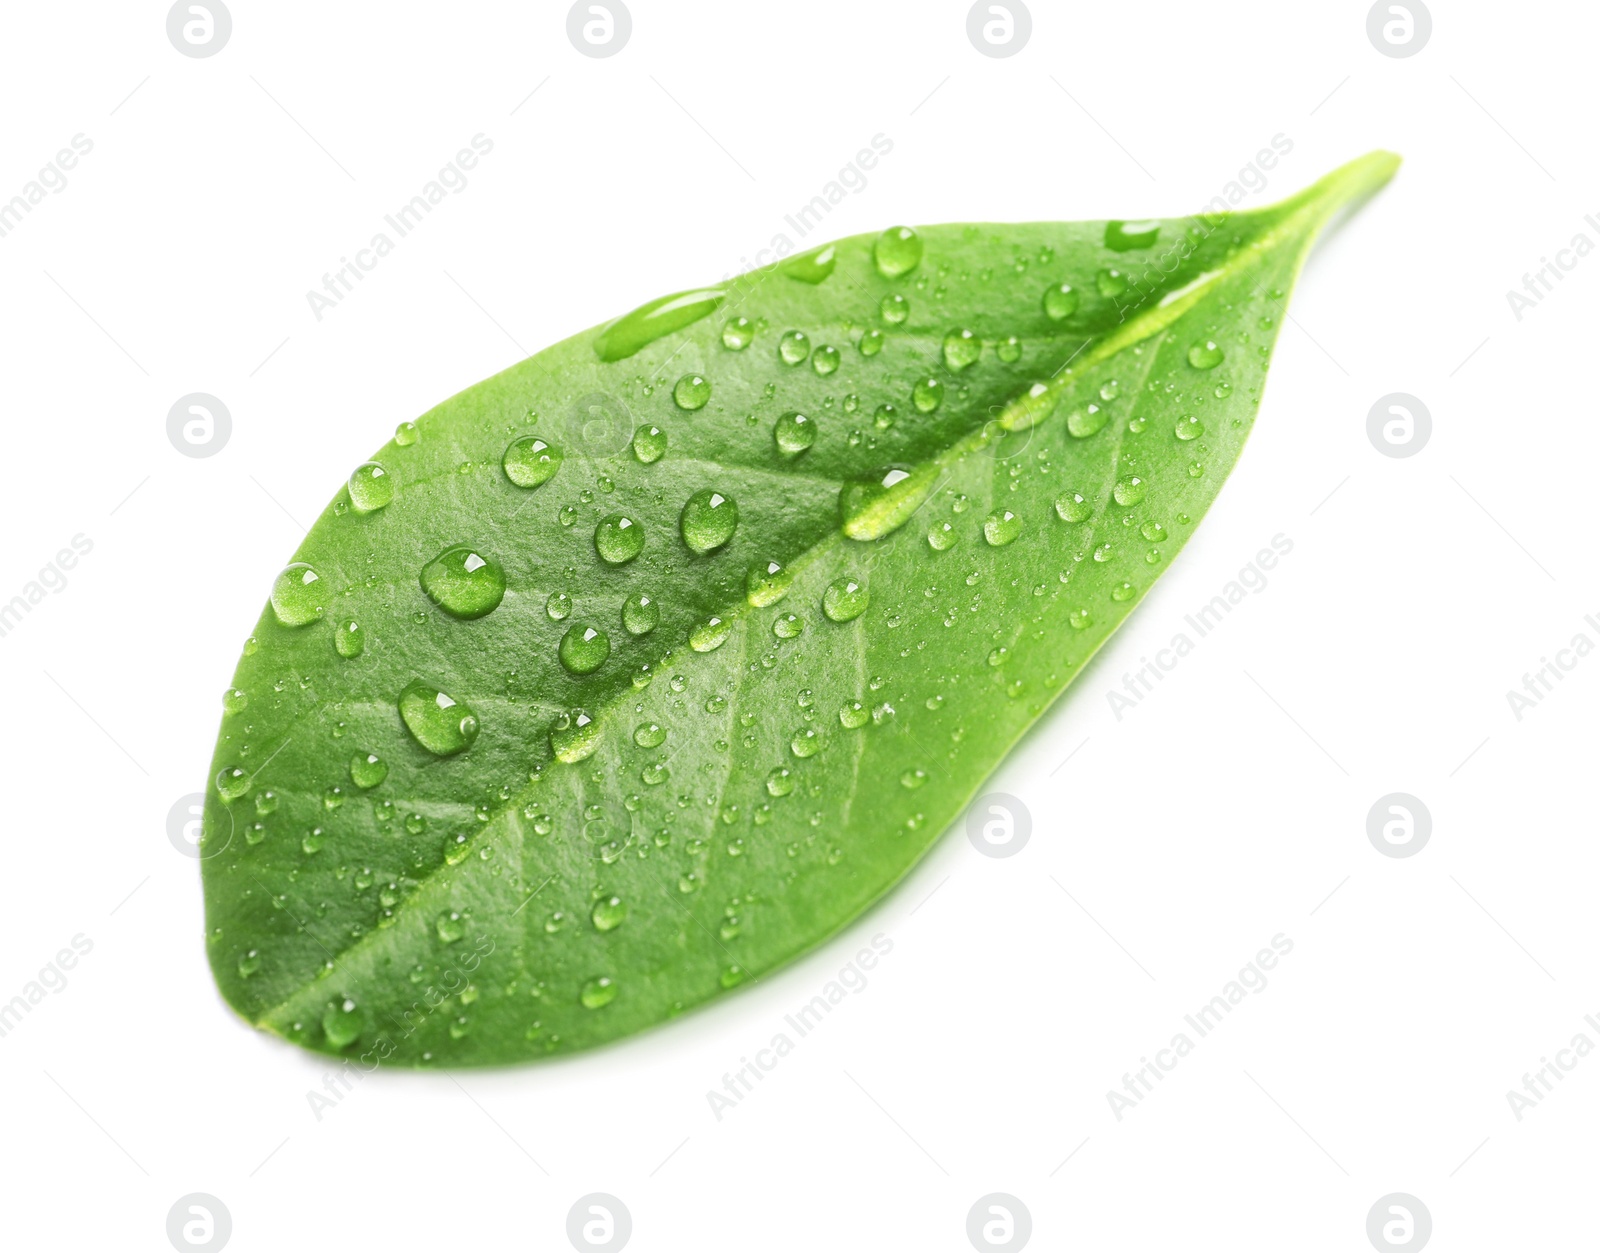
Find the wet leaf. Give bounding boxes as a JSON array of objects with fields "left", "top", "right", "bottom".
[{"left": 201, "top": 152, "right": 1399, "bottom": 1064}]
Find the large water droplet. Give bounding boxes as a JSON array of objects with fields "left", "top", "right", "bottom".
[
  {"left": 747, "top": 561, "right": 792, "bottom": 607},
  {"left": 595, "top": 288, "right": 724, "bottom": 362},
  {"left": 581, "top": 976, "right": 617, "bottom": 1009},
  {"left": 912, "top": 377, "right": 944, "bottom": 412},
  {"left": 216, "top": 766, "right": 251, "bottom": 803},
  {"left": 811, "top": 345, "right": 840, "bottom": 376},
  {"left": 766, "top": 766, "right": 795, "bottom": 796},
  {"left": 323, "top": 998, "right": 364, "bottom": 1049},
  {"left": 673, "top": 373, "right": 711, "bottom": 410},
  {"left": 420, "top": 546, "right": 506, "bottom": 619},
  {"left": 722, "top": 317, "right": 754, "bottom": 350},
  {"left": 632, "top": 424, "right": 667, "bottom": 464},
  {"left": 503, "top": 436, "right": 561, "bottom": 488},
  {"left": 634, "top": 721, "right": 666, "bottom": 748},
  {"left": 681, "top": 489, "right": 739, "bottom": 554},
  {"left": 271, "top": 563, "right": 325, "bottom": 626},
  {"left": 790, "top": 728, "right": 822, "bottom": 758},
  {"left": 348, "top": 462, "right": 393, "bottom": 513},
  {"left": 394, "top": 421, "right": 419, "bottom": 446},
  {"left": 1055, "top": 491, "right": 1092, "bottom": 522},
  {"left": 436, "top": 911, "right": 465, "bottom": 943},
  {"left": 778, "top": 330, "right": 810, "bottom": 365},
  {"left": 591, "top": 896, "right": 627, "bottom": 932},
  {"left": 880, "top": 293, "right": 909, "bottom": 324},
  {"left": 333, "top": 618, "right": 364, "bottom": 657},
  {"left": 222, "top": 688, "right": 247, "bottom": 714},
  {"left": 839, "top": 464, "right": 937, "bottom": 540},
  {"left": 622, "top": 593, "right": 659, "bottom": 636},
  {"left": 822, "top": 576, "right": 868, "bottom": 622},
  {"left": 1042, "top": 283, "right": 1079, "bottom": 320},
  {"left": 399, "top": 680, "right": 479, "bottom": 756},
  {"left": 780, "top": 243, "right": 836, "bottom": 284},
  {"left": 839, "top": 701, "right": 870, "bottom": 729},
  {"left": 559, "top": 625, "right": 611, "bottom": 674},
  {"left": 1105, "top": 219, "right": 1160, "bottom": 251},
  {"left": 594, "top": 514, "right": 644, "bottom": 565},
  {"left": 1113, "top": 476, "right": 1147, "bottom": 506},
  {"left": 550, "top": 709, "right": 601, "bottom": 763},
  {"left": 1067, "top": 405, "right": 1109, "bottom": 439},
  {"left": 774, "top": 411, "right": 815, "bottom": 457},
  {"left": 1175, "top": 415, "right": 1204, "bottom": 441},
  {"left": 689, "top": 615, "right": 731, "bottom": 652},
  {"left": 983, "top": 509, "right": 1022, "bottom": 546},
  {"left": 1188, "top": 341, "right": 1225, "bottom": 369},
  {"left": 942, "top": 329, "right": 981, "bottom": 371},
  {"left": 874, "top": 226, "right": 923, "bottom": 277}
]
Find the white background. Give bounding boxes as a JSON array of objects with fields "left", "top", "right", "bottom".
[{"left": 0, "top": 1, "right": 1594, "bottom": 1249}]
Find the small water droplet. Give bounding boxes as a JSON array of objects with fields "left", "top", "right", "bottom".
[
  {"left": 680, "top": 489, "right": 739, "bottom": 554},
  {"left": 420, "top": 546, "right": 505, "bottom": 619},
  {"left": 622, "top": 593, "right": 659, "bottom": 636},
  {"left": 216, "top": 766, "right": 251, "bottom": 803},
  {"left": 790, "top": 728, "right": 822, "bottom": 758},
  {"left": 1175, "top": 415, "right": 1204, "bottom": 440},
  {"left": 632, "top": 424, "right": 668, "bottom": 464},
  {"left": 581, "top": 976, "right": 617, "bottom": 1009},
  {"left": 1113, "top": 476, "right": 1147, "bottom": 507},
  {"left": 900, "top": 768, "right": 928, "bottom": 789},
  {"left": 222, "top": 688, "right": 247, "bottom": 714},
  {"left": 550, "top": 708, "right": 602, "bottom": 763},
  {"left": 1112, "top": 581, "right": 1136, "bottom": 602},
  {"left": 912, "top": 377, "right": 944, "bottom": 412},
  {"left": 436, "top": 911, "right": 466, "bottom": 943},
  {"left": 874, "top": 226, "right": 923, "bottom": 277},
  {"left": 927, "top": 521, "right": 956, "bottom": 550},
  {"left": 1042, "top": 283, "right": 1079, "bottom": 320},
  {"left": 997, "top": 335, "right": 1023, "bottom": 362},
  {"left": 859, "top": 329, "right": 885, "bottom": 356},
  {"left": 347, "top": 462, "right": 393, "bottom": 513},
  {"left": 811, "top": 345, "right": 840, "bottom": 375},
  {"left": 398, "top": 681, "right": 479, "bottom": 756},
  {"left": 1067, "top": 405, "right": 1108, "bottom": 439},
  {"left": 722, "top": 316, "right": 755, "bottom": 350},
  {"left": 778, "top": 330, "right": 810, "bottom": 365},
  {"left": 503, "top": 436, "right": 561, "bottom": 488},
  {"left": 559, "top": 625, "right": 611, "bottom": 674},
  {"left": 983, "top": 509, "right": 1022, "bottom": 547},
  {"left": 1055, "top": 492, "right": 1092, "bottom": 523},
  {"left": 350, "top": 752, "right": 388, "bottom": 789},
  {"left": 591, "top": 896, "right": 627, "bottom": 932},
  {"left": 822, "top": 576, "right": 869, "bottom": 622},
  {"left": 839, "top": 700, "right": 869, "bottom": 729},
  {"left": 773, "top": 612, "right": 805, "bottom": 639},
  {"left": 689, "top": 615, "right": 731, "bottom": 653},
  {"left": 774, "top": 411, "right": 815, "bottom": 457},
  {"left": 746, "top": 560, "right": 792, "bottom": 607},
  {"left": 271, "top": 563, "right": 325, "bottom": 626},
  {"left": 942, "top": 328, "right": 980, "bottom": 371},
  {"left": 323, "top": 998, "right": 364, "bottom": 1049},
  {"left": 673, "top": 373, "right": 711, "bottom": 410},
  {"left": 1096, "top": 268, "right": 1127, "bottom": 298},
  {"left": 1069, "top": 608, "right": 1093, "bottom": 630},
  {"left": 1188, "top": 341, "right": 1225, "bottom": 369},
  {"left": 394, "top": 421, "right": 419, "bottom": 446},
  {"left": 594, "top": 513, "right": 644, "bottom": 565}
]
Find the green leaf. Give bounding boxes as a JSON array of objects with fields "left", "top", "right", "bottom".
[{"left": 202, "top": 151, "right": 1398, "bottom": 1065}]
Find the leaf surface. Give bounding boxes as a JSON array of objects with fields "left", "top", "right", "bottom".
[{"left": 202, "top": 153, "right": 1398, "bottom": 1064}]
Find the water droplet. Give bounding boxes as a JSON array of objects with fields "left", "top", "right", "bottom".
[
  {"left": 927, "top": 521, "right": 956, "bottom": 550},
  {"left": 444, "top": 832, "right": 471, "bottom": 864},
  {"left": 1069, "top": 608, "right": 1093, "bottom": 630},
  {"left": 394, "top": 421, "right": 419, "bottom": 446},
  {"left": 255, "top": 791, "right": 278, "bottom": 816},
  {"left": 559, "top": 625, "right": 611, "bottom": 674},
  {"left": 348, "top": 462, "right": 393, "bottom": 513},
  {"left": 1141, "top": 520, "right": 1168, "bottom": 542},
  {"left": 632, "top": 424, "right": 668, "bottom": 464},
  {"left": 436, "top": 911, "right": 465, "bottom": 943},
  {"left": 1055, "top": 491, "right": 1092, "bottom": 522},
  {"left": 1067, "top": 405, "right": 1108, "bottom": 439},
  {"left": 900, "top": 768, "right": 928, "bottom": 789},
  {"left": 271, "top": 563, "right": 325, "bottom": 626},
  {"left": 1214, "top": 382, "right": 1233, "bottom": 399},
  {"left": 722, "top": 316, "right": 755, "bottom": 350},
  {"left": 1093, "top": 543, "right": 1113, "bottom": 562},
  {"left": 1042, "top": 283, "right": 1079, "bottom": 320},
  {"left": 558, "top": 505, "right": 578, "bottom": 528},
  {"left": 331, "top": 618, "right": 364, "bottom": 658},
  {"left": 983, "top": 509, "right": 1022, "bottom": 546},
  {"left": 1175, "top": 415, "right": 1204, "bottom": 441},
  {"left": 1112, "top": 581, "right": 1136, "bottom": 602},
  {"left": 581, "top": 976, "right": 617, "bottom": 1009},
  {"left": 874, "top": 226, "right": 923, "bottom": 277},
  {"left": 778, "top": 330, "right": 810, "bottom": 365},
  {"left": 399, "top": 681, "right": 479, "bottom": 756},
  {"left": 987, "top": 646, "right": 1009, "bottom": 667},
  {"left": 594, "top": 514, "right": 644, "bottom": 565},
  {"left": 673, "top": 373, "right": 711, "bottom": 410},
  {"left": 839, "top": 464, "right": 936, "bottom": 540},
  {"left": 1096, "top": 268, "right": 1128, "bottom": 298},
  {"left": 880, "top": 293, "right": 910, "bottom": 324},
  {"left": 689, "top": 615, "right": 731, "bottom": 653},
  {"left": 1113, "top": 476, "right": 1147, "bottom": 506},
  {"left": 839, "top": 700, "right": 869, "bottom": 729},
  {"left": 595, "top": 288, "right": 724, "bottom": 362},
  {"left": 1105, "top": 219, "right": 1160, "bottom": 251},
  {"left": 822, "top": 576, "right": 869, "bottom": 622},
  {"left": 591, "top": 896, "right": 627, "bottom": 932},
  {"left": 550, "top": 708, "right": 601, "bottom": 763},
  {"left": 772, "top": 240, "right": 837, "bottom": 283},
  {"left": 238, "top": 950, "right": 261, "bottom": 978},
  {"left": 997, "top": 335, "right": 1023, "bottom": 362},
  {"left": 942, "top": 328, "right": 980, "bottom": 371},
  {"left": 216, "top": 766, "right": 251, "bottom": 803},
  {"left": 774, "top": 411, "right": 815, "bottom": 457},
  {"left": 1188, "top": 340, "right": 1225, "bottom": 369},
  {"left": 503, "top": 436, "right": 561, "bottom": 489},
  {"left": 634, "top": 721, "right": 666, "bottom": 748},
  {"left": 811, "top": 345, "right": 840, "bottom": 376},
  {"left": 622, "top": 593, "right": 659, "bottom": 636},
  {"left": 222, "top": 688, "right": 247, "bottom": 714},
  {"left": 323, "top": 998, "right": 364, "bottom": 1049},
  {"left": 420, "top": 546, "right": 506, "bottom": 619},
  {"left": 680, "top": 489, "right": 739, "bottom": 554},
  {"left": 350, "top": 752, "right": 388, "bottom": 789},
  {"left": 766, "top": 766, "right": 795, "bottom": 796},
  {"left": 746, "top": 560, "right": 792, "bottom": 607},
  {"left": 859, "top": 329, "right": 885, "bottom": 356},
  {"left": 912, "top": 378, "right": 944, "bottom": 412},
  {"left": 773, "top": 612, "right": 805, "bottom": 639},
  {"left": 790, "top": 728, "right": 822, "bottom": 758}
]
